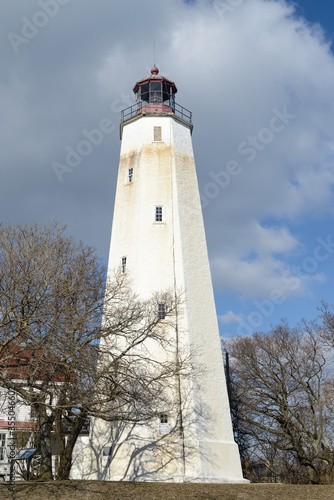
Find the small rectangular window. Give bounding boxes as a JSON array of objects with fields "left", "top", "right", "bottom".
[
  {"left": 0, "top": 433, "right": 6, "bottom": 461},
  {"left": 30, "top": 406, "right": 37, "bottom": 419},
  {"left": 155, "top": 206, "right": 163, "bottom": 222},
  {"left": 154, "top": 126, "right": 162, "bottom": 142},
  {"left": 158, "top": 414, "right": 170, "bottom": 434},
  {"left": 160, "top": 413, "right": 168, "bottom": 424},
  {"left": 121, "top": 256, "right": 127, "bottom": 274},
  {"left": 127, "top": 167, "right": 133, "bottom": 183},
  {"left": 103, "top": 447, "right": 112, "bottom": 457},
  {"left": 158, "top": 303, "right": 166, "bottom": 320}
]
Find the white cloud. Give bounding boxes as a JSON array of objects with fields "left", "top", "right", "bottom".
[
  {"left": 219, "top": 310, "right": 244, "bottom": 325},
  {"left": 211, "top": 253, "right": 325, "bottom": 299}
]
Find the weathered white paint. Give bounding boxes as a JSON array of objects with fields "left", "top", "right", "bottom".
[{"left": 80, "top": 112, "right": 246, "bottom": 482}]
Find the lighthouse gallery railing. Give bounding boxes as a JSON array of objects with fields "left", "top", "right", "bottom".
[{"left": 121, "top": 101, "right": 192, "bottom": 125}]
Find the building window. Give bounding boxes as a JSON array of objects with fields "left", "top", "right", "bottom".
[
  {"left": 0, "top": 433, "right": 6, "bottom": 461},
  {"left": 127, "top": 167, "right": 133, "bottom": 183},
  {"left": 154, "top": 126, "right": 162, "bottom": 142},
  {"left": 121, "top": 256, "right": 127, "bottom": 274},
  {"left": 155, "top": 206, "right": 163, "bottom": 222},
  {"left": 103, "top": 447, "right": 112, "bottom": 457},
  {"left": 158, "top": 413, "right": 170, "bottom": 434},
  {"left": 158, "top": 303, "right": 166, "bottom": 320},
  {"left": 160, "top": 413, "right": 168, "bottom": 424},
  {"left": 30, "top": 406, "right": 37, "bottom": 419}
]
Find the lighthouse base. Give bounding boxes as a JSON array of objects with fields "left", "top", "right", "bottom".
[{"left": 73, "top": 429, "right": 247, "bottom": 483}]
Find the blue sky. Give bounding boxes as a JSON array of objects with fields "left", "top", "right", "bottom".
[
  {"left": 1, "top": 0, "right": 334, "bottom": 337},
  {"left": 293, "top": 1, "right": 333, "bottom": 37}
]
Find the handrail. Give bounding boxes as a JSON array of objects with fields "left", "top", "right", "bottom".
[{"left": 121, "top": 101, "right": 192, "bottom": 125}]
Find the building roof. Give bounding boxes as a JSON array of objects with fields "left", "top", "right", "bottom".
[
  {"left": 0, "top": 344, "right": 67, "bottom": 382},
  {"left": 132, "top": 65, "right": 178, "bottom": 95}
]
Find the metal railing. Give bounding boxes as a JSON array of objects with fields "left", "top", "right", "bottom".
[
  {"left": 121, "top": 101, "right": 192, "bottom": 125},
  {"left": 174, "top": 102, "right": 192, "bottom": 124}
]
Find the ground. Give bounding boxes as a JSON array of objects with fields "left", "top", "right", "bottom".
[{"left": 1, "top": 482, "right": 334, "bottom": 500}]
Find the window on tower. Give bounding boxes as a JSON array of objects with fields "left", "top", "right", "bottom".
[
  {"left": 154, "top": 126, "right": 162, "bottom": 142},
  {"left": 160, "top": 413, "right": 168, "bottom": 424},
  {"left": 157, "top": 303, "right": 166, "bottom": 320},
  {"left": 121, "top": 256, "right": 127, "bottom": 274},
  {"left": 127, "top": 167, "right": 133, "bottom": 183},
  {"left": 158, "top": 413, "right": 170, "bottom": 434},
  {"left": 103, "top": 447, "right": 112, "bottom": 457},
  {"left": 155, "top": 206, "right": 163, "bottom": 222}
]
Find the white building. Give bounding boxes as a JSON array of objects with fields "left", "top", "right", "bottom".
[
  {"left": 0, "top": 356, "right": 89, "bottom": 481},
  {"left": 0, "top": 385, "right": 38, "bottom": 480},
  {"left": 78, "top": 66, "right": 246, "bottom": 483}
]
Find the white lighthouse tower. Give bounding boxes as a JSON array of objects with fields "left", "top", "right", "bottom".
[{"left": 85, "top": 66, "right": 245, "bottom": 482}]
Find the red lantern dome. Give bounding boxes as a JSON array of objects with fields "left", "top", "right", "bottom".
[
  {"left": 120, "top": 66, "right": 192, "bottom": 137},
  {"left": 132, "top": 66, "right": 178, "bottom": 114}
]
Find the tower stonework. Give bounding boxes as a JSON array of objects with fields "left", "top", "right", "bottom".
[{"left": 83, "top": 67, "right": 246, "bottom": 482}]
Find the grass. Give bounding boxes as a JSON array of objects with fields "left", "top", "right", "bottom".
[{"left": 1, "top": 481, "right": 334, "bottom": 500}]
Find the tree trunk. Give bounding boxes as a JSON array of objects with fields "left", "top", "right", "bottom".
[
  {"left": 55, "top": 411, "right": 65, "bottom": 478},
  {"left": 38, "top": 410, "right": 54, "bottom": 480},
  {"left": 305, "top": 464, "right": 321, "bottom": 485},
  {"left": 56, "top": 414, "right": 86, "bottom": 480}
]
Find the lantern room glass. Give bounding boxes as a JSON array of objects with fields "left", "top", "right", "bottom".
[
  {"left": 140, "top": 83, "right": 149, "bottom": 103},
  {"left": 138, "top": 82, "right": 173, "bottom": 105},
  {"left": 150, "top": 82, "right": 162, "bottom": 103}
]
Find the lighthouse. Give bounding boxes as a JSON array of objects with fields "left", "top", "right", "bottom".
[{"left": 84, "top": 66, "right": 245, "bottom": 482}]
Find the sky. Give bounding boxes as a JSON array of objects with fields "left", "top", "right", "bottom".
[{"left": 1, "top": 0, "right": 334, "bottom": 337}]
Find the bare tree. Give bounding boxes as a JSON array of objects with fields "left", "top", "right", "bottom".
[
  {"left": 0, "top": 222, "right": 188, "bottom": 480},
  {"left": 314, "top": 301, "right": 334, "bottom": 349},
  {"left": 230, "top": 320, "right": 334, "bottom": 484}
]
